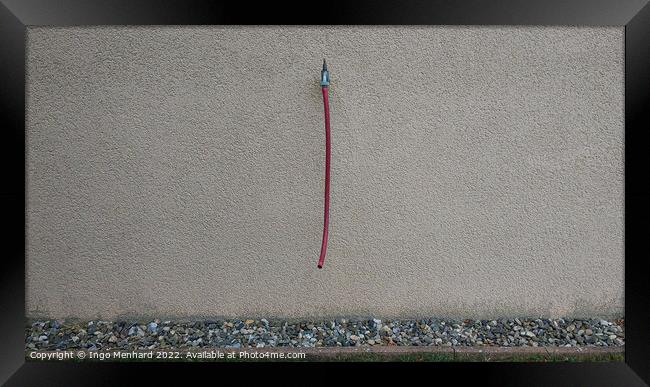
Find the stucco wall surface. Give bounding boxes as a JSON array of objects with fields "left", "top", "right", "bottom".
[{"left": 26, "top": 27, "right": 624, "bottom": 320}]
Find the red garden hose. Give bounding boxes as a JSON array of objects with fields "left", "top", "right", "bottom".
[{"left": 317, "top": 60, "right": 331, "bottom": 269}]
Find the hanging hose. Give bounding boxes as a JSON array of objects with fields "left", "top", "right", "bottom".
[{"left": 317, "top": 59, "right": 331, "bottom": 269}]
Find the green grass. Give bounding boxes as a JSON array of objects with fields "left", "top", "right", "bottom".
[
  {"left": 451, "top": 352, "right": 624, "bottom": 363},
  {"left": 307, "top": 352, "right": 624, "bottom": 362}
]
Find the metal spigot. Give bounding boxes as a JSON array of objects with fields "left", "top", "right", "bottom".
[{"left": 320, "top": 58, "right": 330, "bottom": 87}]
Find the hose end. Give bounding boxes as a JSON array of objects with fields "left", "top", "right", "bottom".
[
  {"left": 320, "top": 59, "right": 330, "bottom": 87},
  {"left": 317, "top": 264, "right": 323, "bottom": 269}
]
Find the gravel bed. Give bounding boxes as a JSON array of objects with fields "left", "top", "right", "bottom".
[{"left": 25, "top": 317, "right": 624, "bottom": 351}]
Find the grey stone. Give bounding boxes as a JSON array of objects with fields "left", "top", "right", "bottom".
[{"left": 147, "top": 322, "right": 158, "bottom": 333}]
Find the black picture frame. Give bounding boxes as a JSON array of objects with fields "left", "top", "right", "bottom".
[{"left": 1, "top": 0, "right": 648, "bottom": 385}]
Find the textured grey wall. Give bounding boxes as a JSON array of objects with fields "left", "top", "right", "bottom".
[{"left": 26, "top": 27, "right": 624, "bottom": 320}]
